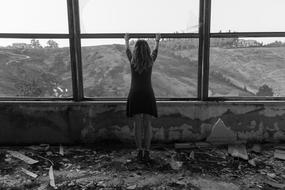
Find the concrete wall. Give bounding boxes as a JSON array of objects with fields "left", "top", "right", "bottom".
[{"left": 0, "top": 101, "right": 285, "bottom": 144}]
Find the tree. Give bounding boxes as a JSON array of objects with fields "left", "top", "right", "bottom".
[
  {"left": 30, "top": 39, "right": 42, "bottom": 48},
  {"left": 46, "top": 40, "right": 59, "bottom": 48},
  {"left": 256, "top": 84, "right": 274, "bottom": 96}
]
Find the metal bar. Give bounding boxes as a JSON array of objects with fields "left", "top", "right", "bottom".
[
  {"left": 67, "top": 0, "right": 84, "bottom": 101},
  {"left": 0, "top": 98, "right": 73, "bottom": 101},
  {"left": 210, "top": 32, "right": 285, "bottom": 38},
  {"left": 81, "top": 33, "right": 199, "bottom": 39},
  {"left": 197, "top": 0, "right": 204, "bottom": 100},
  {"left": 207, "top": 97, "right": 285, "bottom": 101},
  {"left": 0, "top": 33, "right": 69, "bottom": 38},
  {"left": 67, "top": 0, "right": 78, "bottom": 101},
  {"left": 201, "top": 0, "right": 211, "bottom": 100},
  {"left": 72, "top": 0, "right": 84, "bottom": 100},
  {"left": 83, "top": 97, "right": 198, "bottom": 101}
]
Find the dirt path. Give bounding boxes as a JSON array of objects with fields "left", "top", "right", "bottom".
[{"left": 0, "top": 50, "right": 30, "bottom": 65}]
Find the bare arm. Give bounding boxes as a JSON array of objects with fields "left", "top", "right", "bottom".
[
  {"left": 125, "top": 33, "right": 130, "bottom": 50},
  {"left": 151, "top": 33, "right": 161, "bottom": 62},
  {"left": 154, "top": 33, "right": 161, "bottom": 50},
  {"left": 125, "top": 33, "right": 132, "bottom": 62}
]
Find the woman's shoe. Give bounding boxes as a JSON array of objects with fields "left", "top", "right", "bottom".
[
  {"left": 137, "top": 149, "right": 143, "bottom": 162},
  {"left": 143, "top": 150, "right": 151, "bottom": 162}
]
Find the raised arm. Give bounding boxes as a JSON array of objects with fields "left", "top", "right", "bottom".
[
  {"left": 154, "top": 33, "right": 161, "bottom": 50},
  {"left": 151, "top": 33, "right": 161, "bottom": 62},
  {"left": 124, "top": 33, "right": 132, "bottom": 62}
]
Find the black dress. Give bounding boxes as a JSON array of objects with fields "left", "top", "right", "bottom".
[{"left": 126, "top": 48, "right": 158, "bottom": 118}]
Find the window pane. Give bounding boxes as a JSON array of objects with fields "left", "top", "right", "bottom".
[
  {"left": 0, "top": 39, "right": 72, "bottom": 98},
  {"left": 81, "top": 39, "right": 198, "bottom": 98},
  {"left": 211, "top": 0, "right": 285, "bottom": 32},
  {"left": 209, "top": 37, "right": 285, "bottom": 97},
  {"left": 79, "top": 0, "right": 199, "bottom": 33},
  {"left": 0, "top": 0, "right": 68, "bottom": 33}
]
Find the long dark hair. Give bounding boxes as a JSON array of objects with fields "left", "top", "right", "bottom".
[{"left": 131, "top": 40, "right": 153, "bottom": 74}]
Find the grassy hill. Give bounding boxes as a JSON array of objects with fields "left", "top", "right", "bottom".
[{"left": 0, "top": 43, "right": 284, "bottom": 98}]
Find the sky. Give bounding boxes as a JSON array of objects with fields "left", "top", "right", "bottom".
[{"left": 0, "top": 0, "right": 285, "bottom": 47}]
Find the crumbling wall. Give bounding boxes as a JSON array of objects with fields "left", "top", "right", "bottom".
[{"left": 0, "top": 102, "right": 284, "bottom": 144}]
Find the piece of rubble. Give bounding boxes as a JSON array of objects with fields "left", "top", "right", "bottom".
[
  {"left": 37, "top": 183, "right": 49, "bottom": 190},
  {"left": 248, "top": 159, "right": 256, "bottom": 167},
  {"left": 264, "top": 179, "right": 285, "bottom": 189},
  {"left": 174, "top": 143, "right": 195, "bottom": 149},
  {"left": 127, "top": 184, "right": 137, "bottom": 190},
  {"left": 228, "top": 144, "right": 248, "bottom": 160},
  {"left": 206, "top": 118, "right": 237, "bottom": 144},
  {"left": 251, "top": 144, "right": 261, "bottom": 153},
  {"left": 190, "top": 151, "right": 195, "bottom": 160},
  {"left": 49, "top": 166, "right": 57, "bottom": 189},
  {"left": 7, "top": 150, "right": 39, "bottom": 164},
  {"left": 195, "top": 142, "right": 212, "bottom": 148},
  {"left": 59, "top": 145, "right": 64, "bottom": 156},
  {"left": 170, "top": 158, "right": 183, "bottom": 170},
  {"left": 274, "top": 146, "right": 285, "bottom": 160},
  {"left": 21, "top": 168, "right": 38, "bottom": 178}
]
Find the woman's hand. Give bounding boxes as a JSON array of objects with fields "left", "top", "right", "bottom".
[
  {"left": 155, "top": 33, "right": 161, "bottom": 42},
  {"left": 125, "top": 33, "right": 130, "bottom": 42}
]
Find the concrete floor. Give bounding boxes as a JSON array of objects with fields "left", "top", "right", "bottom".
[{"left": 0, "top": 143, "right": 284, "bottom": 190}]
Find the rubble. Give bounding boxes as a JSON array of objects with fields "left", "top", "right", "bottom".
[
  {"left": 206, "top": 118, "right": 237, "bottom": 144},
  {"left": 21, "top": 168, "right": 38, "bottom": 178},
  {"left": 7, "top": 150, "right": 39, "bottom": 164},
  {"left": 228, "top": 144, "right": 249, "bottom": 160},
  {"left": 274, "top": 146, "right": 285, "bottom": 160},
  {"left": 0, "top": 143, "right": 284, "bottom": 190}
]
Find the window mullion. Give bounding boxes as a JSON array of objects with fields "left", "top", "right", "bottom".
[
  {"left": 67, "top": 0, "right": 84, "bottom": 101},
  {"left": 201, "top": 0, "right": 211, "bottom": 100}
]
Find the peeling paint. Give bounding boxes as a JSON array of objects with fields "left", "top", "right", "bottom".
[{"left": 0, "top": 103, "right": 285, "bottom": 144}]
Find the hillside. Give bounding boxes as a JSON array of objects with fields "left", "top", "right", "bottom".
[{"left": 0, "top": 44, "right": 284, "bottom": 98}]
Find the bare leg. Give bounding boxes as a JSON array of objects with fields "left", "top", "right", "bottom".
[
  {"left": 143, "top": 114, "right": 153, "bottom": 151},
  {"left": 134, "top": 114, "right": 143, "bottom": 150}
]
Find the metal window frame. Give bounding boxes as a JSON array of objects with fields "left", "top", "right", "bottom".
[
  {"left": 207, "top": 8, "right": 285, "bottom": 101},
  {"left": 0, "top": 0, "right": 284, "bottom": 102}
]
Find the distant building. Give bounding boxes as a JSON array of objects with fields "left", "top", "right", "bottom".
[
  {"left": 233, "top": 39, "right": 261, "bottom": 48},
  {"left": 11, "top": 43, "right": 32, "bottom": 49}
]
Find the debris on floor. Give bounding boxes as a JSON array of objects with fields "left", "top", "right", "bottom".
[
  {"left": 228, "top": 144, "right": 249, "bottom": 160},
  {"left": 274, "top": 146, "right": 285, "bottom": 160},
  {"left": 206, "top": 118, "right": 237, "bottom": 143},
  {"left": 0, "top": 143, "right": 284, "bottom": 190}
]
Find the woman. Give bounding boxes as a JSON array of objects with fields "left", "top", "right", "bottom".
[{"left": 125, "top": 33, "right": 160, "bottom": 162}]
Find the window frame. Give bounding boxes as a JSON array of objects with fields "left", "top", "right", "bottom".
[
  {"left": 0, "top": 0, "right": 284, "bottom": 101},
  {"left": 207, "top": 0, "right": 285, "bottom": 101}
]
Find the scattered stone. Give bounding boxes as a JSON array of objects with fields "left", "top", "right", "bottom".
[
  {"left": 274, "top": 148, "right": 285, "bottom": 160},
  {"left": 206, "top": 118, "right": 237, "bottom": 144},
  {"left": 59, "top": 145, "right": 64, "bottom": 156},
  {"left": 170, "top": 157, "right": 183, "bottom": 170},
  {"left": 174, "top": 143, "right": 195, "bottom": 149},
  {"left": 190, "top": 151, "right": 195, "bottom": 160},
  {"left": 46, "top": 151, "right": 53, "bottom": 156},
  {"left": 127, "top": 184, "right": 137, "bottom": 190},
  {"left": 195, "top": 142, "right": 212, "bottom": 148},
  {"left": 251, "top": 144, "right": 262, "bottom": 153},
  {"left": 228, "top": 144, "right": 248, "bottom": 160},
  {"left": 21, "top": 168, "right": 38, "bottom": 178},
  {"left": 248, "top": 159, "right": 256, "bottom": 167},
  {"left": 37, "top": 183, "right": 49, "bottom": 190},
  {"left": 267, "top": 173, "right": 276, "bottom": 178},
  {"left": 264, "top": 179, "right": 285, "bottom": 189}
]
